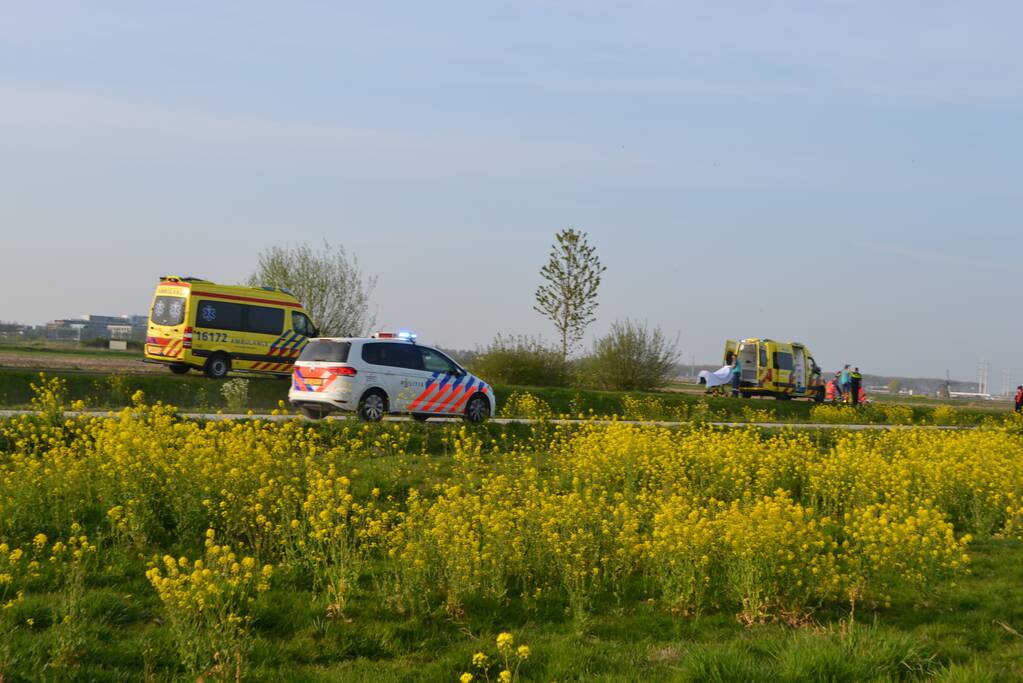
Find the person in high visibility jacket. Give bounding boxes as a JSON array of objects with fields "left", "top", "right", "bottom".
[
  {"left": 849, "top": 367, "right": 863, "bottom": 406},
  {"left": 825, "top": 379, "right": 837, "bottom": 401}
]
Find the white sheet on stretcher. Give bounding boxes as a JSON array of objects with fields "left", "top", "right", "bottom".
[{"left": 699, "top": 365, "right": 734, "bottom": 388}]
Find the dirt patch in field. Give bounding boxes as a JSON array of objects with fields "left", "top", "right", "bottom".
[{"left": 0, "top": 352, "right": 163, "bottom": 375}]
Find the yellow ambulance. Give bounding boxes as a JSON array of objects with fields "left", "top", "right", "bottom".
[
  {"left": 724, "top": 338, "right": 825, "bottom": 401},
  {"left": 144, "top": 277, "right": 319, "bottom": 378}
]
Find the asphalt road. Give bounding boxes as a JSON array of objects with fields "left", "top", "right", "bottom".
[{"left": 0, "top": 409, "right": 969, "bottom": 430}]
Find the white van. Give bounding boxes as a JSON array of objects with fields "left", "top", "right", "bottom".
[{"left": 288, "top": 333, "right": 495, "bottom": 422}]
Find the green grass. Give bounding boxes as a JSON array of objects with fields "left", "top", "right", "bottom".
[
  {"left": 0, "top": 368, "right": 291, "bottom": 412},
  {"left": 0, "top": 368, "right": 1004, "bottom": 426},
  {"left": 0, "top": 341, "right": 141, "bottom": 358}
]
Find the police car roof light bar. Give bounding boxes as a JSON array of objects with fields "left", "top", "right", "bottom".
[{"left": 372, "top": 331, "right": 417, "bottom": 342}]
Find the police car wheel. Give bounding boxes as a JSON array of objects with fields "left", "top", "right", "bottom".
[
  {"left": 358, "top": 391, "right": 387, "bottom": 422},
  {"left": 204, "top": 354, "right": 231, "bottom": 379},
  {"left": 169, "top": 363, "right": 189, "bottom": 375},
  {"left": 463, "top": 394, "right": 489, "bottom": 424}
]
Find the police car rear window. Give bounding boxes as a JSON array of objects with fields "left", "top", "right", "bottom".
[
  {"left": 151, "top": 296, "right": 186, "bottom": 326},
  {"left": 298, "top": 340, "right": 351, "bottom": 363}
]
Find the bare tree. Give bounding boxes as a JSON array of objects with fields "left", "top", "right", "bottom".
[
  {"left": 248, "top": 241, "right": 376, "bottom": 337},
  {"left": 533, "top": 228, "right": 606, "bottom": 360}
]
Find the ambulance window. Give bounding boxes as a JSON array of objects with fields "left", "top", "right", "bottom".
[
  {"left": 292, "top": 312, "right": 314, "bottom": 336},
  {"left": 151, "top": 296, "right": 185, "bottom": 326},
  {"left": 197, "top": 300, "right": 242, "bottom": 331},
  {"left": 245, "top": 306, "right": 283, "bottom": 335},
  {"left": 775, "top": 352, "right": 794, "bottom": 371},
  {"left": 298, "top": 340, "right": 350, "bottom": 363},
  {"left": 759, "top": 346, "right": 768, "bottom": 367},
  {"left": 420, "top": 347, "right": 459, "bottom": 374}
]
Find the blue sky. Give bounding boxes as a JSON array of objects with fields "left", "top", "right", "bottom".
[{"left": 1, "top": 2, "right": 1020, "bottom": 384}]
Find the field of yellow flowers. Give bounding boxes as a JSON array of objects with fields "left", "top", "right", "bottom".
[{"left": 1, "top": 377, "right": 1023, "bottom": 681}]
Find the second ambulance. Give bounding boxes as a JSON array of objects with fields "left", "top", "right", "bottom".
[{"left": 289, "top": 332, "right": 495, "bottom": 423}]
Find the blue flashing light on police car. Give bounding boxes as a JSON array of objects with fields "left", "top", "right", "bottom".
[{"left": 397, "top": 330, "right": 417, "bottom": 342}]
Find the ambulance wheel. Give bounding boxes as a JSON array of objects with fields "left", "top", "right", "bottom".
[
  {"left": 358, "top": 390, "right": 387, "bottom": 422},
  {"left": 169, "top": 363, "right": 190, "bottom": 375},
  {"left": 814, "top": 387, "right": 825, "bottom": 403},
  {"left": 463, "top": 393, "right": 490, "bottom": 424},
  {"left": 412, "top": 414, "right": 430, "bottom": 422},
  {"left": 300, "top": 405, "right": 328, "bottom": 421},
  {"left": 204, "top": 353, "right": 231, "bottom": 379}
]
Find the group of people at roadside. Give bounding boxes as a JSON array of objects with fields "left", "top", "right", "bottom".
[
  {"left": 825, "top": 364, "right": 865, "bottom": 405},
  {"left": 725, "top": 357, "right": 1022, "bottom": 411},
  {"left": 727, "top": 356, "right": 864, "bottom": 404}
]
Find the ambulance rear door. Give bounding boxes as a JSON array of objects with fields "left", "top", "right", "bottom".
[
  {"left": 724, "top": 340, "right": 739, "bottom": 365},
  {"left": 737, "top": 341, "right": 758, "bottom": 383},
  {"left": 792, "top": 344, "right": 807, "bottom": 393}
]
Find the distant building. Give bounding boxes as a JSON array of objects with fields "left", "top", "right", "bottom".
[
  {"left": 44, "top": 314, "right": 147, "bottom": 342},
  {"left": 0, "top": 321, "right": 34, "bottom": 339}
]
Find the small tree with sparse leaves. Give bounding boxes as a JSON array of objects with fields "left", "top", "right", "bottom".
[
  {"left": 248, "top": 241, "right": 376, "bottom": 338},
  {"left": 579, "top": 319, "right": 680, "bottom": 391},
  {"left": 534, "top": 229, "right": 606, "bottom": 360}
]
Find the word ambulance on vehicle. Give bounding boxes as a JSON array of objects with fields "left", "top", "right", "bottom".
[
  {"left": 144, "top": 277, "right": 319, "bottom": 378},
  {"left": 288, "top": 332, "right": 495, "bottom": 423},
  {"left": 724, "top": 338, "right": 825, "bottom": 401}
]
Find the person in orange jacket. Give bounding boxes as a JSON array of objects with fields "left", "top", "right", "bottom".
[{"left": 825, "top": 379, "right": 837, "bottom": 401}]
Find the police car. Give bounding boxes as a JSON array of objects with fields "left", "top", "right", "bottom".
[{"left": 288, "top": 332, "right": 495, "bottom": 423}]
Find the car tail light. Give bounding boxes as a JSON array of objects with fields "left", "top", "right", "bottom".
[
  {"left": 331, "top": 365, "right": 357, "bottom": 376},
  {"left": 183, "top": 327, "right": 193, "bottom": 349}
]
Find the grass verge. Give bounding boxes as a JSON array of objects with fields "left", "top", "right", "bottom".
[{"left": 0, "top": 368, "right": 1004, "bottom": 426}]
